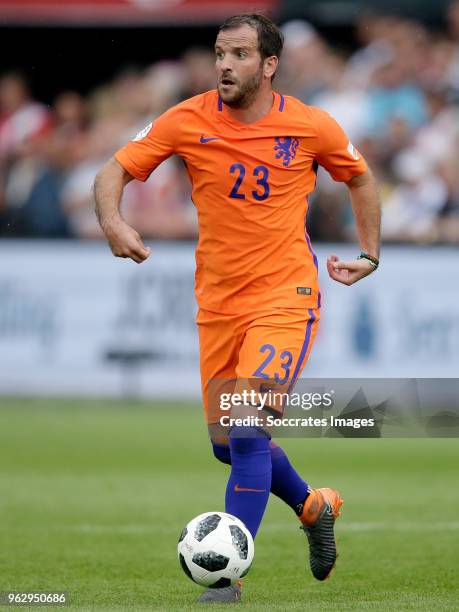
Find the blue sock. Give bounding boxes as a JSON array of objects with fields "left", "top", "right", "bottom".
[
  {"left": 225, "top": 426, "right": 271, "bottom": 539},
  {"left": 269, "top": 441, "right": 310, "bottom": 515},
  {"left": 212, "top": 443, "right": 232, "bottom": 464},
  {"left": 213, "top": 440, "right": 309, "bottom": 516}
]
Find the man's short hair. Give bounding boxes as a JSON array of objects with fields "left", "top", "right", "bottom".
[{"left": 218, "top": 13, "right": 284, "bottom": 63}]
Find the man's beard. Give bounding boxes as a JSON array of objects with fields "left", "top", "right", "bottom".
[{"left": 218, "top": 65, "right": 263, "bottom": 109}]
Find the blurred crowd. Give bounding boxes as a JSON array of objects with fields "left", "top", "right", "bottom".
[{"left": 2, "top": 3, "right": 459, "bottom": 243}]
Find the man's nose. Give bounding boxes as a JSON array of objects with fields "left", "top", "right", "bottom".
[{"left": 219, "top": 57, "right": 234, "bottom": 73}]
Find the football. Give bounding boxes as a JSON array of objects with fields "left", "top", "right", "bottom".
[{"left": 177, "top": 511, "right": 255, "bottom": 588}]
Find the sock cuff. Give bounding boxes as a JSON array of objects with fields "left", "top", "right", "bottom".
[
  {"left": 211, "top": 442, "right": 231, "bottom": 465},
  {"left": 229, "top": 426, "right": 270, "bottom": 454}
]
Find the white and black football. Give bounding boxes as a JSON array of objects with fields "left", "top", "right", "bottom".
[{"left": 177, "top": 511, "right": 254, "bottom": 587}]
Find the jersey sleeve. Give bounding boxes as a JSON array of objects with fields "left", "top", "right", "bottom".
[
  {"left": 114, "top": 108, "right": 180, "bottom": 182},
  {"left": 313, "top": 109, "right": 368, "bottom": 182}
]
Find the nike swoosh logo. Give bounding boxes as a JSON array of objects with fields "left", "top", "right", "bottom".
[
  {"left": 200, "top": 135, "right": 221, "bottom": 143},
  {"left": 234, "top": 484, "right": 267, "bottom": 493}
]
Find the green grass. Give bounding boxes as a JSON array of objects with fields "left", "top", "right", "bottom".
[{"left": 0, "top": 397, "right": 458, "bottom": 610}]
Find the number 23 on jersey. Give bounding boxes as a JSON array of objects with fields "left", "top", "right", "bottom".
[{"left": 229, "top": 163, "right": 270, "bottom": 202}]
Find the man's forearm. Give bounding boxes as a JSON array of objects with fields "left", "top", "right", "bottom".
[
  {"left": 93, "top": 158, "right": 150, "bottom": 263},
  {"left": 347, "top": 170, "right": 381, "bottom": 259},
  {"left": 94, "top": 157, "right": 133, "bottom": 231}
]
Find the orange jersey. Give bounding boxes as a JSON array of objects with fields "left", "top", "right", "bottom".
[{"left": 115, "top": 90, "right": 367, "bottom": 313}]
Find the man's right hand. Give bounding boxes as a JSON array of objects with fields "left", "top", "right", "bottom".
[
  {"left": 93, "top": 158, "right": 149, "bottom": 263},
  {"left": 103, "top": 218, "right": 151, "bottom": 264}
]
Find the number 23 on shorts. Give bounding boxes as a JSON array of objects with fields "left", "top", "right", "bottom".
[{"left": 253, "top": 344, "right": 293, "bottom": 385}]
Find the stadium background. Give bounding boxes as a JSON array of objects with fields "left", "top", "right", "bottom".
[{"left": 0, "top": 1, "right": 458, "bottom": 609}]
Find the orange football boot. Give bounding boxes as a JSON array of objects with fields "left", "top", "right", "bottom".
[{"left": 299, "top": 487, "right": 343, "bottom": 581}]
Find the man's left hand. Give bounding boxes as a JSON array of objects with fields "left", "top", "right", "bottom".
[{"left": 327, "top": 254, "right": 375, "bottom": 286}]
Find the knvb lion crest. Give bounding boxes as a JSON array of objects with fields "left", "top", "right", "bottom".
[{"left": 274, "top": 137, "right": 300, "bottom": 166}]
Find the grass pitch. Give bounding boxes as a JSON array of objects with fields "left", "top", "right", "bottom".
[{"left": 0, "top": 398, "right": 458, "bottom": 611}]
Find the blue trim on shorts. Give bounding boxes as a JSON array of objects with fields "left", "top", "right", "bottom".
[{"left": 288, "top": 308, "right": 316, "bottom": 393}]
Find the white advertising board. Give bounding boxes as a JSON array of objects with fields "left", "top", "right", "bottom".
[{"left": 0, "top": 241, "right": 458, "bottom": 398}]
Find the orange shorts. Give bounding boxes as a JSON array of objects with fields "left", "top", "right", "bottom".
[{"left": 197, "top": 307, "right": 320, "bottom": 424}]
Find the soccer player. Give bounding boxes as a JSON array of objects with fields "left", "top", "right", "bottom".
[{"left": 94, "top": 13, "right": 380, "bottom": 604}]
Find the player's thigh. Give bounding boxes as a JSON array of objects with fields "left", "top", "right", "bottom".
[
  {"left": 197, "top": 308, "right": 245, "bottom": 436},
  {"left": 235, "top": 307, "right": 320, "bottom": 411}
]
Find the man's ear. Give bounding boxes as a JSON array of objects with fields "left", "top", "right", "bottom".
[{"left": 263, "top": 56, "right": 278, "bottom": 79}]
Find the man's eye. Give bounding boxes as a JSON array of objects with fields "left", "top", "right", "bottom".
[
  {"left": 216, "top": 52, "right": 223, "bottom": 59},
  {"left": 238, "top": 52, "right": 246, "bottom": 58}
]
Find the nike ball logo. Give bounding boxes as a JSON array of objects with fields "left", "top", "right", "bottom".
[{"left": 200, "top": 135, "right": 221, "bottom": 143}]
